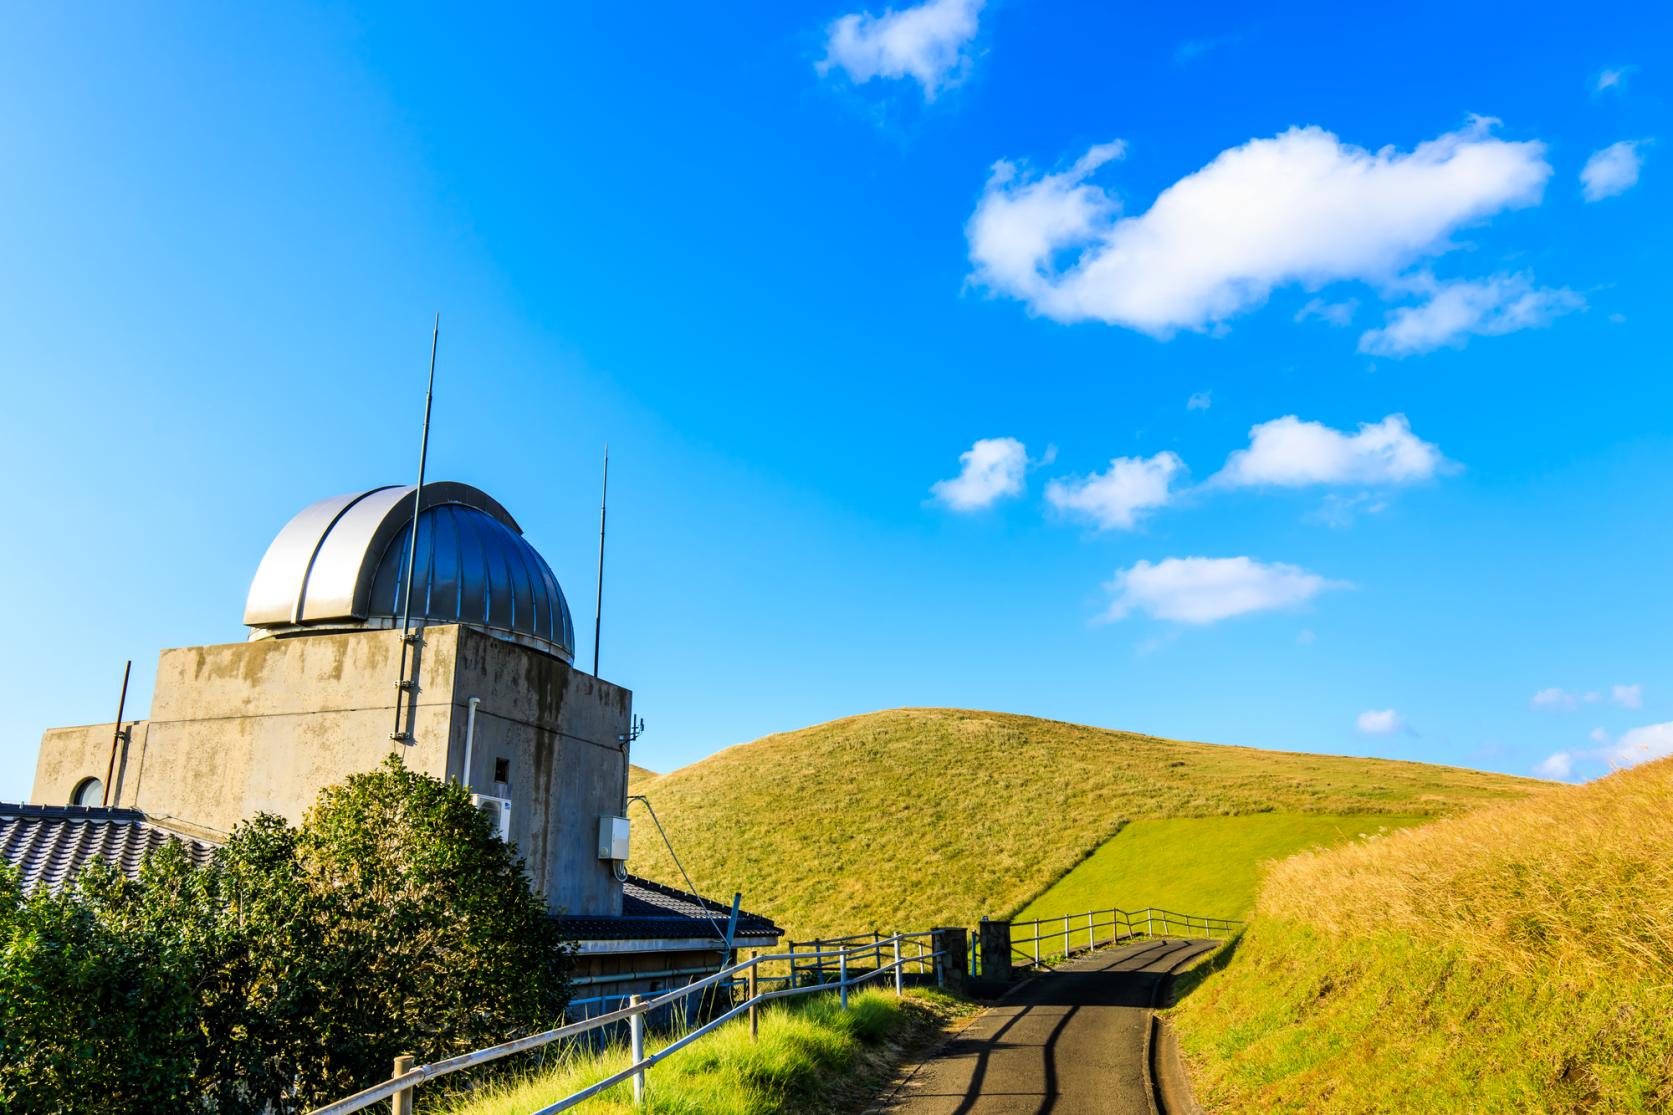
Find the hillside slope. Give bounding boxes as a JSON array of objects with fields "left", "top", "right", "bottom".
[
  {"left": 1171, "top": 755, "right": 1673, "bottom": 1112},
  {"left": 626, "top": 708, "right": 1538, "bottom": 941}
]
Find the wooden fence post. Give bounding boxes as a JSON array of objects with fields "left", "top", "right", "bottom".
[{"left": 748, "top": 965, "right": 759, "bottom": 1040}]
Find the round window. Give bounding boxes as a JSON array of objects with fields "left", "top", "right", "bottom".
[{"left": 71, "top": 777, "right": 105, "bottom": 807}]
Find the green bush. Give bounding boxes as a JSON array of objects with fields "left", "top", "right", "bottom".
[{"left": 0, "top": 757, "right": 573, "bottom": 1113}]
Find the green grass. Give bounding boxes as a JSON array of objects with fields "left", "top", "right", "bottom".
[
  {"left": 627, "top": 708, "right": 1540, "bottom": 940},
  {"left": 434, "top": 988, "right": 974, "bottom": 1115},
  {"left": 1170, "top": 756, "right": 1673, "bottom": 1112},
  {"left": 1014, "top": 813, "right": 1433, "bottom": 923}
]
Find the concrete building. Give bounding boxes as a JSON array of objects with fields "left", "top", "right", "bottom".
[{"left": 16, "top": 481, "right": 777, "bottom": 1003}]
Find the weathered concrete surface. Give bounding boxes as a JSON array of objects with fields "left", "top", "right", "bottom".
[
  {"left": 31, "top": 624, "right": 634, "bottom": 916},
  {"left": 875, "top": 938, "right": 1217, "bottom": 1115}
]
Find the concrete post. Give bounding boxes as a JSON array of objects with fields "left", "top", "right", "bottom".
[
  {"left": 893, "top": 938, "right": 904, "bottom": 996},
  {"left": 977, "top": 919, "right": 1012, "bottom": 983},
  {"left": 629, "top": 995, "right": 645, "bottom": 1107},
  {"left": 933, "top": 927, "right": 969, "bottom": 995},
  {"left": 839, "top": 952, "right": 849, "bottom": 1009},
  {"left": 391, "top": 1055, "right": 415, "bottom": 1115}
]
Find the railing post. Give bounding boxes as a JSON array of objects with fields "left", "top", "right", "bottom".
[
  {"left": 1147, "top": 908, "right": 1154, "bottom": 938},
  {"left": 629, "top": 994, "right": 645, "bottom": 1108},
  {"left": 1088, "top": 911, "right": 1094, "bottom": 951},
  {"left": 391, "top": 1055, "right": 415, "bottom": 1115},
  {"left": 839, "top": 951, "right": 849, "bottom": 1010},
  {"left": 748, "top": 964, "right": 759, "bottom": 1040},
  {"left": 893, "top": 937, "right": 903, "bottom": 996},
  {"left": 1062, "top": 914, "right": 1070, "bottom": 957}
]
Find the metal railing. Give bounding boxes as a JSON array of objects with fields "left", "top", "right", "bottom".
[
  {"left": 1009, "top": 906, "right": 1241, "bottom": 969},
  {"left": 307, "top": 930, "right": 948, "bottom": 1115}
]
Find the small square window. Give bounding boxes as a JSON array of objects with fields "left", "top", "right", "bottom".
[{"left": 493, "top": 757, "right": 510, "bottom": 784}]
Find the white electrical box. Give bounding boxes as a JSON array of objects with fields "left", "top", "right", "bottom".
[
  {"left": 471, "top": 793, "right": 513, "bottom": 843},
  {"left": 597, "top": 815, "right": 631, "bottom": 861}
]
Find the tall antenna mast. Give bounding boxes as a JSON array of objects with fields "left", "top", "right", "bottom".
[
  {"left": 592, "top": 444, "right": 608, "bottom": 676},
  {"left": 101, "top": 659, "right": 132, "bottom": 807},
  {"left": 391, "top": 313, "right": 440, "bottom": 748}
]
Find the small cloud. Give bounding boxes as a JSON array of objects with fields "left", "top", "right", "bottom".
[
  {"left": 1045, "top": 451, "right": 1185, "bottom": 531},
  {"left": 1594, "top": 65, "right": 1635, "bottom": 93},
  {"left": 1609, "top": 312, "right": 1628, "bottom": 325},
  {"left": 1173, "top": 32, "right": 1241, "bottom": 66},
  {"left": 1297, "top": 628, "right": 1316, "bottom": 645},
  {"left": 1102, "top": 555, "right": 1344, "bottom": 625},
  {"left": 1360, "top": 272, "right": 1583, "bottom": 357},
  {"left": 1535, "top": 751, "right": 1574, "bottom": 780},
  {"left": 931, "top": 436, "right": 1028, "bottom": 510},
  {"left": 1306, "top": 492, "right": 1389, "bottom": 529},
  {"left": 1213, "top": 414, "right": 1453, "bottom": 488},
  {"left": 1582, "top": 140, "right": 1647, "bottom": 202},
  {"left": 1186, "top": 390, "right": 1213, "bottom": 411},
  {"left": 1589, "top": 726, "right": 1610, "bottom": 744},
  {"left": 1295, "top": 297, "right": 1359, "bottom": 327},
  {"left": 818, "top": 0, "right": 984, "bottom": 101},
  {"left": 1531, "top": 687, "right": 1577, "bottom": 712},
  {"left": 1612, "top": 683, "right": 1643, "bottom": 709},
  {"left": 1356, "top": 708, "right": 1407, "bottom": 735},
  {"left": 1608, "top": 721, "right": 1673, "bottom": 767}
]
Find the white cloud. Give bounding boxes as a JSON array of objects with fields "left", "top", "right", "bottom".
[
  {"left": 1356, "top": 708, "right": 1406, "bottom": 735},
  {"left": 1046, "top": 452, "right": 1184, "bottom": 531},
  {"left": 1102, "top": 556, "right": 1342, "bottom": 624},
  {"left": 931, "top": 436, "right": 1027, "bottom": 510},
  {"left": 819, "top": 0, "right": 983, "bottom": 100},
  {"left": 1589, "top": 727, "right": 1610, "bottom": 744},
  {"left": 1186, "top": 390, "right": 1213, "bottom": 411},
  {"left": 1531, "top": 687, "right": 1577, "bottom": 712},
  {"left": 966, "top": 119, "right": 1551, "bottom": 336},
  {"left": 1612, "top": 683, "right": 1643, "bottom": 709},
  {"left": 1595, "top": 66, "right": 1634, "bottom": 93},
  {"left": 1535, "top": 751, "right": 1574, "bottom": 779},
  {"left": 1359, "top": 272, "right": 1583, "bottom": 357},
  {"left": 1609, "top": 722, "right": 1673, "bottom": 767},
  {"left": 1306, "top": 492, "right": 1389, "bottom": 528},
  {"left": 1295, "top": 297, "right": 1358, "bottom": 326},
  {"left": 1581, "top": 140, "right": 1646, "bottom": 201},
  {"left": 1214, "top": 414, "right": 1450, "bottom": 488}
]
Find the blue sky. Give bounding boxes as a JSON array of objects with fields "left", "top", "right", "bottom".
[{"left": 2, "top": 1, "right": 1669, "bottom": 798}]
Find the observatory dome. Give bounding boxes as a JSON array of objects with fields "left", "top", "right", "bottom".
[{"left": 244, "top": 482, "right": 575, "bottom": 661}]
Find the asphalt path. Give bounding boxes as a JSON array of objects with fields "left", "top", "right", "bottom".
[{"left": 874, "top": 938, "right": 1218, "bottom": 1115}]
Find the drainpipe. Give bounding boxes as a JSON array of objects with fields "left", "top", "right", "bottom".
[{"left": 461, "top": 697, "right": 481, "bottom": 790}]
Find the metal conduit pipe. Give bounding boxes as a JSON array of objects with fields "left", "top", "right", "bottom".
[{"left": 461, "top": 697, "right": 481, "bottom": 789}]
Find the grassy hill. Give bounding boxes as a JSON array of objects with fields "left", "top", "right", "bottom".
[
  {"left": 626, "top": 708, "right": 1539, "bottom": 941},
  {"left": 1170, "top": 755, "right": 1673, "bottom": 1112}
]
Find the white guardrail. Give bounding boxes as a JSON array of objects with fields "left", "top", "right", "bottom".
[
  {"left": 1007, "top": 906, "right": 1242, "bottom": 969},
  {"left": 308, "top": 930, "right": 948, "bottom": 1115}
]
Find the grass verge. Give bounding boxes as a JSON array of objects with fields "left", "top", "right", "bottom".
[
  {"left": 434, "top": 987, "right": 976, "bottom": 1115},
  {"left": 1169, "top": 756, "right": 1673, "bottom": 1112}
]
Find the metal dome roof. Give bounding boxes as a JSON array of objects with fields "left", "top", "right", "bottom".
[{"left": 244, "top": 482, "right": 575, "bottom": 661}]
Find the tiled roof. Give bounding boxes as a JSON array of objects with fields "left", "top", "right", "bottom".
[
  {"left": 0, "top": 802, "right": 780, "bottom": 943},
  {"left": 560, "top": 874, "right": 781, "bottom": 941},
  {"left": 0, "top": 802, "right": 218, "bottom": 893}
]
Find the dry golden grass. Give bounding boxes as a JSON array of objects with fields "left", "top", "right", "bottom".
[
  {"left": 627, "top": 708, "right": 1538, "bottom": 941},
  {"left": 1173, "top": 756, "right": 1673, "bottom": 1112}
]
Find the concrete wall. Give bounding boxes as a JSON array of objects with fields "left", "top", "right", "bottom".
[
  {"left": 446, "top": 625, "right": 634, "bottom": 916},
  {"left": 31, "top": 624, "right": 634, "bottom": 915}
]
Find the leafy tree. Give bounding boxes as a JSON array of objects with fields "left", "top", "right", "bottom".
[{"left": 0, "top": 757, "right": 572, "bottom": 1113}]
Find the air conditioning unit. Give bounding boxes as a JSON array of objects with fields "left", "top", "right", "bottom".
[
  {"left": 597, "top": 815, "right": 631, "bottom": 861},
  {"left": 471, "top": 793, "right": 513, "bottom": 843}
]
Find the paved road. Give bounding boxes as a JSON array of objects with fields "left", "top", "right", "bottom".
[{"left": 875, "top": 938, "right": 1218, "bottom": 1115}]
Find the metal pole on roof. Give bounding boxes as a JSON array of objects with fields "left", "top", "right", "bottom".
[
  {"left": 592, "top": 445, "right": 608, "bottom": 677},
  {"left": 391, "top": 314, "right": 439, "bottom": 749},
  {"left": 101, "top": 659, "right": 131, "bottom": 807}
]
